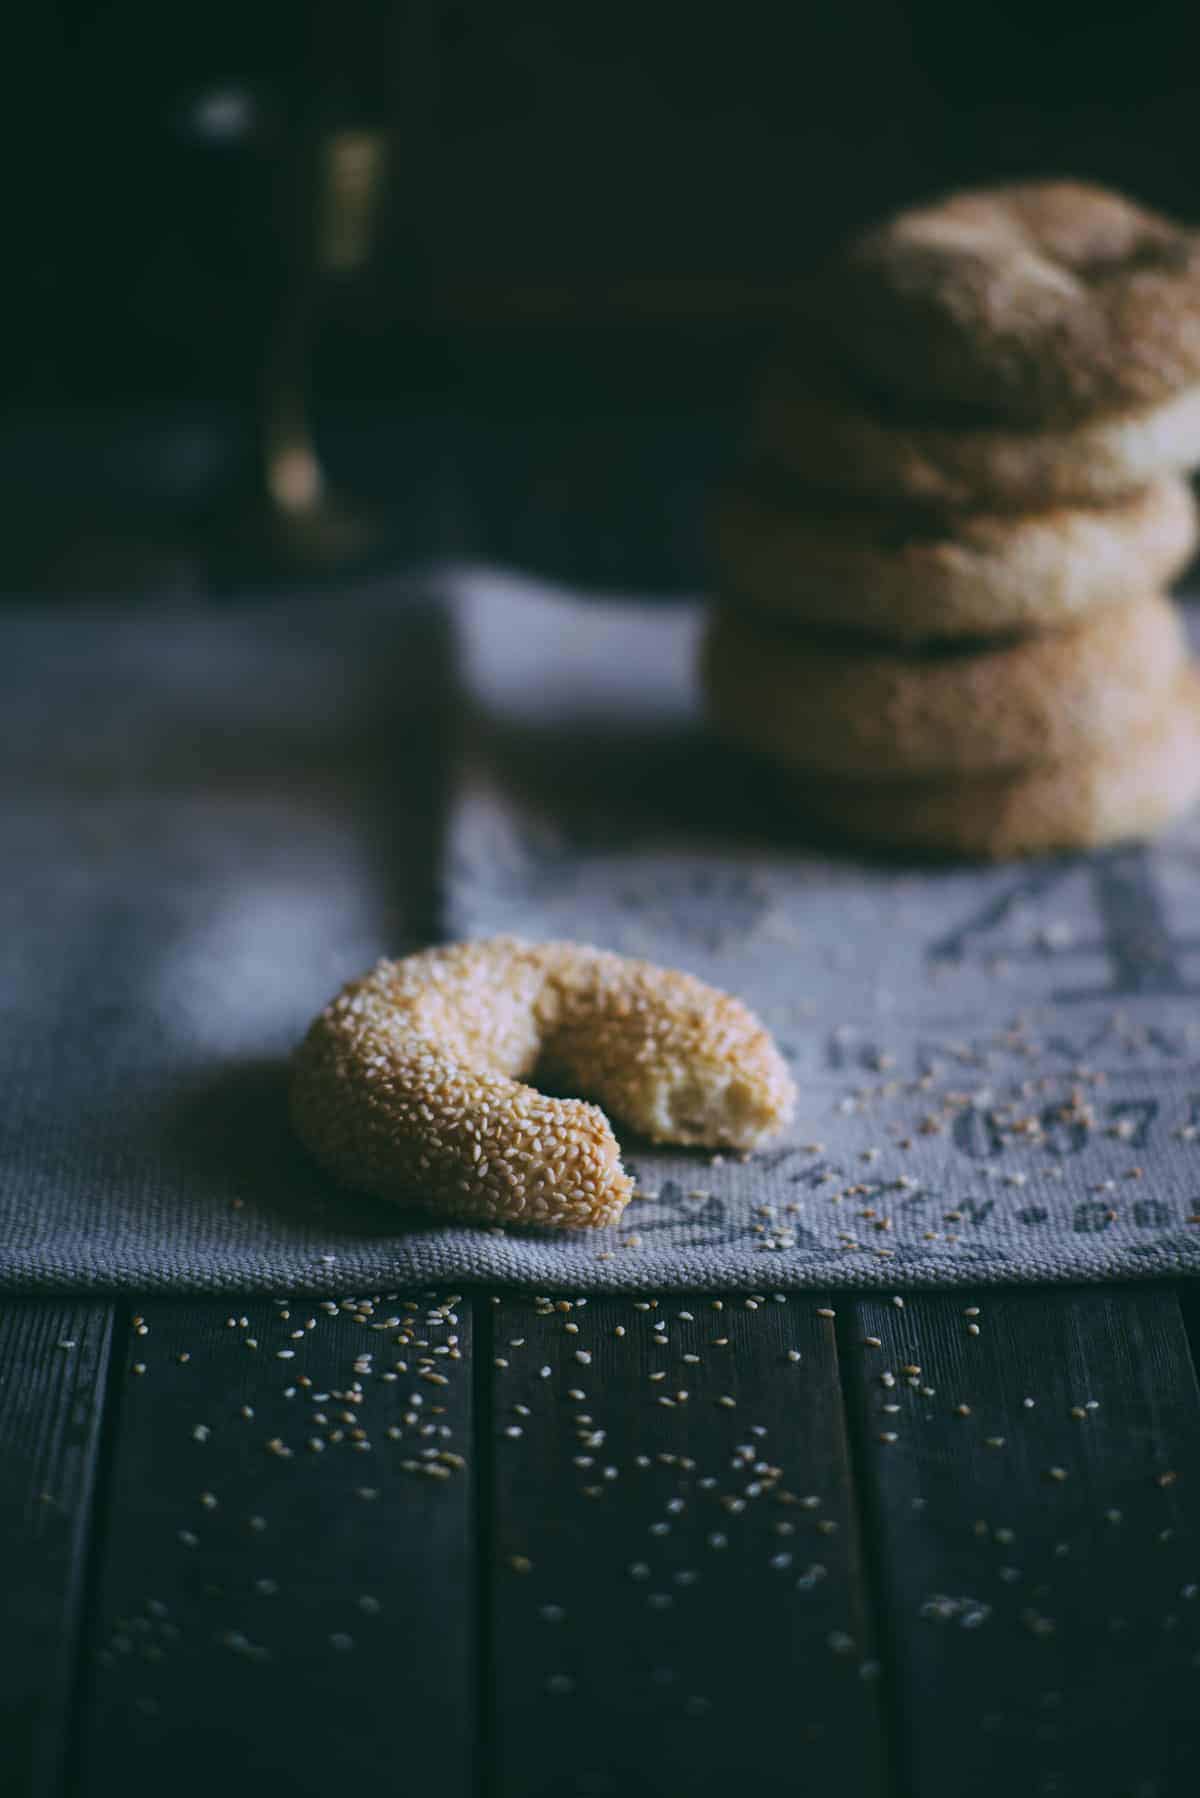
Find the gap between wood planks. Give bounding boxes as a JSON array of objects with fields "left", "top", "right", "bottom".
[
  {"left": 59, "top": 1302, "right": 128, "bottom": 1798},
  {"left": 0, "top": 1301, "right": 116, "bottom": 1798},
  {"left": 471, "top": 1292, "right": 498, "bottom": 1798}
]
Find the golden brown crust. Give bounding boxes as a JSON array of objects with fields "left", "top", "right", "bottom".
[
  {"left": 750, "top": 355, "right": 1200, "bottom": 513},
  {"left": 291, "top": 938, "right": 796, "bottom": 1230},
  {"left": 778, "top": 672, "right": 1200, "bottom": 860},
  {"left": 820, "top": 180, "right": 1200, "bottom": 425},
  {"left": 702, "top": 595, "right": 1187, "bottom": 779},
  {"left": 713, "top": 478, "right": 1198, "bottom": 643}
]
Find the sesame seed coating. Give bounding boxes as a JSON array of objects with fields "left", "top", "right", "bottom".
[{"left": 290, "top": 937, "right": 796, "bottom": 1229}]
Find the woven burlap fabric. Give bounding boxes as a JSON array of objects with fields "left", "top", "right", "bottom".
[{"left": 3, "top": 568, "right": 1199, "bottom": 1291}]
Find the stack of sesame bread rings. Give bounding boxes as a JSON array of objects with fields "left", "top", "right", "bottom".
[{"left": 705, "top": 180, "right": 1200, "bottom": 858}]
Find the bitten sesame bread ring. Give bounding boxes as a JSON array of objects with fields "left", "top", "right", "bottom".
[
  {"left": 291, "top": 938, "right": 796, "bottom": 1230},
  {"left": 821, "top": 180, "right": 1200, "bottom": 425},
  {"left": 714, "top": 478, "right": 1198, "bottom": 644},
  {"left": 750, "top": 358, "right": 1200, "bottom": 514},
  {"left": 781, "top": 673, "right": 1200, "bottom": 861},
  {"left": 702, "top": 594, "right": 1187, "bottom": 781}
]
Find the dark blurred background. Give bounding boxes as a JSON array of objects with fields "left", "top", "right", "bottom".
[{"left": 7, "top": 0, "right": 1200, "bottom": 595}]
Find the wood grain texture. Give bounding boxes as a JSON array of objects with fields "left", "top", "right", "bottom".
[
  {"left": 72, "top": 1294, "right": 474, "bottom": 1798},
  {"left": 0, "top": 1300, "right": 114, "bottom": 1798},
  {"left": 842, "top": 1286, "right": 1200, "bottom": 1798},
  {"left": 485, "top": 1292, "right": 888, "bottom": 1797}
]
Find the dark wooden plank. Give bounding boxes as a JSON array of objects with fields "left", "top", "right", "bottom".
[
  {"left": 843, "top": 1286, "right": 1200, "bottom": 1798},
  {"left": 0, "top": 1300, "right": 115, "bottom": 1798},
  {"left": 73, "top": 1292, "right": 474, "bottom": 1798},
  {"left": 486, "top": 1292, "right": 889, "bottom": 1797}
]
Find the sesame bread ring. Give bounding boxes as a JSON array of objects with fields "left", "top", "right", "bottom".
[
  {"left": 291, "top": 938, "right": 796, "bottom": 1230},
  {"left": 781, "top": 672, "right": 1200, "bottom": 860},
  {"left": 702, "top": 594, "right": 1187, "bottom": 781},
  {"left": 822, "top": 180, "right": 1200, "bottom": 425},
  {"left": 750, "top": 357, "right": 1200, "bottom": 514},
  {"left": 713, "top": 478, "right": 1198, "bottom": 644}
]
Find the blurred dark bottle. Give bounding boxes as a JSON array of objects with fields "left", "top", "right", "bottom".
[{"left": 5, "top": 0, "right": 441, "bottom": 590}]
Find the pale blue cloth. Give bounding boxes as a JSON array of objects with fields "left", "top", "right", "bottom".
[{"left": 3, "top": 569, "right": 1198, "bottom": 1290}]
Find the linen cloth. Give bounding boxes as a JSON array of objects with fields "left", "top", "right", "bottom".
[{"left": 3, "top": 569, "right": 1199, "bottom": 1291}]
